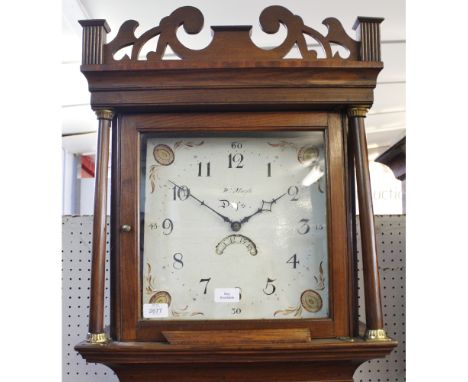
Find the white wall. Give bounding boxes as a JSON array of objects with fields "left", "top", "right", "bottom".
[
  {"left": 62, "top": 151, "right": 111, "bottom": 215},
  {"left": 62, "top": 149, "right": 78, "bottom": 215}
]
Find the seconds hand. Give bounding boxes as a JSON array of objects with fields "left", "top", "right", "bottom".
[{"left": 169, "top": 180, "right": 233, "bottom": 225}]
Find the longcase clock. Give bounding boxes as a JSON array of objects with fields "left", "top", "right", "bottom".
[{"left": 75, "top": 6, "right": 397, "bottom": 382}]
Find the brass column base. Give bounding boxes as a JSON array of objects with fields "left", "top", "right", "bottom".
[
  {"left": 87, "top": 332, "right": 110, "bottom": 344},
  {"left": 364, "top": 329, "right": 392, "bottom": 342}
]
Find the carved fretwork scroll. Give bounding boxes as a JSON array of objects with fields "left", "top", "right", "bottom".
[{"left": 101, "top": 6, "right": 360, "bottom": 63}]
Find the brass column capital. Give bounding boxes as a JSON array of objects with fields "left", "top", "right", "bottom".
[
  {"left": 87, "top": 332, "right": 110, "bottom": 344},
  {"left": 347, "top": 106, "right": 369, "bottom": 118},
  {"left": 95, "top": 109, "right": 115, "bottom": 120}
]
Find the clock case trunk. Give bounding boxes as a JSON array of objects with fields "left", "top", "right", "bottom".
[{"left": 75, "top": 6, "right": 397, "bottom": 381}]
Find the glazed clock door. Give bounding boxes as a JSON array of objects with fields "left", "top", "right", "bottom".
[{"left": 114, "top": 112, "right": 350, "bottom": 341}]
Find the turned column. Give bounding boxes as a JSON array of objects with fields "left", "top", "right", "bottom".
[
  {"left": 348, "top": 106, "right": 389, "bottom": 341},
  {"left": 87, "top": 109, "right": 114, "bottom": 343}
]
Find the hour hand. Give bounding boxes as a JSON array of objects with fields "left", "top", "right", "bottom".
[{"left": 169, "top": 180, "right": 233, "bottom": 225}]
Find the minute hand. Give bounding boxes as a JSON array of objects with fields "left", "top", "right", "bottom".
[
  {"left": 169, "top": 180, "right": 232, "bottom": 224},
  {"left": 240, "top": 192, "right": 287, "bottom": 224}
]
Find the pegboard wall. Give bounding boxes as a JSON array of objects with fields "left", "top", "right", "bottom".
[
  {"left": 62, "top": 215, "right": 405, "bottom": 382},
  {"left": 355, "top": 215, "right": 406, "bottom": 381},
  {"left": 62, "top": 216, "right": 117, "bottom": 381}
]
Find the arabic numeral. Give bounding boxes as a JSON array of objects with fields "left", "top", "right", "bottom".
[
  {"left": 173, "top": 253, "right": 184, "bottom": 269},
  {"left": 263, "top": 277, "right": 276, "bottom": 295},
  {"left": 288, "top": 186, "right": 299, "bottom": 201},
  {"left": 198, "top": 162, "right": 211, "bottom": 177},
  {"left": 232, "top": 307, "right": 242, "bottom": 315},
  {"left": 286, "top": 254, "right": 300, "bottom": 269},
  {"left": 267, "top": 162, "right": 272, "bottom": 177},
  {"left": 297, "top": 219, "right": 310, "bottom": 235},
  {"left": 149, "top": 219, "right": 173, "bottom": 234},
  {"left": 231, "top": 142, "right": 243, "bottom": 149},
  {"left": 172, "top": 185, "right": 190, "bottom": 201},
  {"left": 235, "top": 286, "right": 242, "bottom": 300},
  {"left": 228, "top": 153, "right": 244, "bottom": 168},
  {"left": 162, "top": 218, "right": 173, "bottom": 235},
  {"left": 199, "top": 278, "right": 211, "bottom": 294}
]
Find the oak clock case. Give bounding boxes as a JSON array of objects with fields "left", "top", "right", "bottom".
[{"left": 76, "top": 5, "right": 397, "bottom": 382}]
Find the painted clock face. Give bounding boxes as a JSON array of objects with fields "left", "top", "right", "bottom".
[{"left": 140, "top": 132, "right": 329, "bottom": 320}]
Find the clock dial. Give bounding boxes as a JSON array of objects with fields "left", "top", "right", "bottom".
[{"left": 140, "top": 132, "right": 329, "bottom": 320}]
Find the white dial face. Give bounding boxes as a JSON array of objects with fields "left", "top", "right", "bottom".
[{"left": 141, "top": 132, "right": 329, "bottom": 320}]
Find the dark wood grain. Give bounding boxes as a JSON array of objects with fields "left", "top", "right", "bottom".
[
  {"left": 76, "top": 338, "right": 397, "bottom": 362},
  {"left": 326, "top": 112, "right": 349, "bottom": 337},
  {"left": 109, "top": 363, "right": 359, "bottom": 382},
  {"left": 110, "top": 114, "right": 121, "bottom": 340},
  {"left": 353, "top": 17, "right": 385, "bottom": 62},
  {"left": 75, "top": 338, "right": 396, "bottom": 381},
  {"left": 349, "top": 113, "right": 384, "bottom": 330},
  {"left": 118, "top": 117, "right": 139, "bottom": 341},
  {"left": 81, "top": 62, "right": 382, "bottom": 113},
  {"left": 88, "top": 113, "right": 112, "bottom": 336},
  {"left": 116, "top": 112, "right": 348, "bottom": 342},
  {"left": 100, "top": 6, "right": 359, "bottom": 64},
  {"left": 90, "top": 87, "right": 377, "bottom": 113},
  {"left": 162, "top": 329, "right": 312, "bottom": 345},
  {"left": 78, "top": 20, "right": 110, "bottom": 65}
]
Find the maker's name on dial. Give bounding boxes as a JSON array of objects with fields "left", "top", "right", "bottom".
[{"left": 223, "top": 187, "right": 252, "bottom": 194}]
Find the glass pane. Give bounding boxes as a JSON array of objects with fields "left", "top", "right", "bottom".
[{"left": 140, "top": 132, "right": 329, "bottom": 320}]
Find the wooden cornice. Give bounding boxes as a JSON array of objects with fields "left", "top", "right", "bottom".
[{"left": 79, "top": 6, "right": 384, "bottom": 112}]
